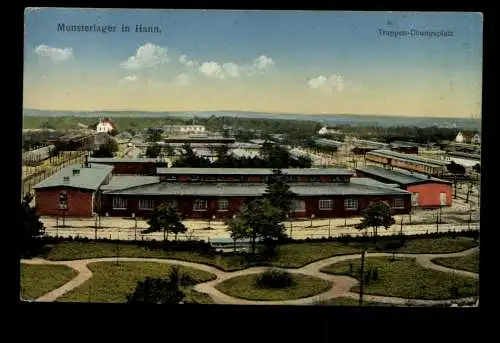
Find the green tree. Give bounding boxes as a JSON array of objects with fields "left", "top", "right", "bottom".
[
  {"left": 20, "top": 193, "right": 45, "bottom": 257},
  {"left": 91, "top": 138, "right": 119, "bottom": 158},
  {"left": 146, "top": 203, "right": 187, "bottom": 241},
  {"left": 355, "top": 200, "right": 396, "bottom": 239},
  {"left": 126, "top": 268, "right": 186, "bottom": 304},
  {"left": 263, "top": 169, "right": 297, "bottom": 221},
  {"left": 354, "top": 200, "right": 395, "bottom": 306},
  {"left": 145, "top": 143, "right": 162, "bottom": 158},
  {"left": 147, "top": 130, "right": 163, "bottom": 143},
  {"left": 227, "top": 198, "right": 285, "bottom": 255}
]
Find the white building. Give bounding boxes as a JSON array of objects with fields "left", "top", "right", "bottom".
[
  {"left": 96, "top": 118, "right": 116, "bottom": 133},
  {"left": 455, "top": 131, "right": 464, "bottom": 143},
  {"left": 471, "top": 133, "right": 481, "bottom": 145},
  {"left": 318, "top": 126, "right": 340, "bottom": 135},
  {"left": 163, "top": 125, "right": 205, "bottom": 134}
]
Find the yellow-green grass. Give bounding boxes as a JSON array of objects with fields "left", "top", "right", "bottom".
[
  {"left": 432, "top": 250, "right": 479, "bottom": 274},
  {"left": 58, "top": 262, "right": 216, "bottom": 303},
  {"left": 316, "top": 297, "right": 395, "bottom": 307},
  {"left": 21, "top": 264, "right": 78, "bottom": 300},
  {"left": 215, "top": 273, "right": 332, "bottom": 301},
  {"left": 320, "top": 257, "right": 478, "bottom": 300},
  {"left": 44, "top": 238, "right": 478, "bottom": 272}
]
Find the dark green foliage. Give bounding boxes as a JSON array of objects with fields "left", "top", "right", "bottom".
[
  {"left": 145, "top": 143, "right": 162, "bottom": 158},
  {"left": 20, "top": 193, "right": 45, "bottom": 257},
  {"left": 126, "top": 266, "right": 187, "bottom": 304},
  {"left": 146, "top": 131, "right": 162, "bottom": 143},
  {"left": 227, "top": 198, "right": 286, "bottom": 255},
  {"left": 145, "top": 204, "right": 187, "bottom": 241},
  {"left": 355, "top": 200, "right": 396, "bottom": 238},
  {"left": 91, "top": 139, "right": 119, "bottom": 158},
  {"left": 256, "top": 268, "right": 294, "bottom": 289},
  {"left": 264, "top": 169, "right": 297, "bottom": 220}
]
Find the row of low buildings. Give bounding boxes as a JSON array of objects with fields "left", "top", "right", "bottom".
[{"left": 32, "top": 156, "right": 453, "bottom": 220}]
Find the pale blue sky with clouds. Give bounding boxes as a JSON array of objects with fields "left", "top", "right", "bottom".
[{"left": 24, "top": 8, "right": 483, "bottom": 117}]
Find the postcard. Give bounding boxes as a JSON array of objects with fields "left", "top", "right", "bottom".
[{"left": 22, "top": 8, "right": 481, "bottom": 307}]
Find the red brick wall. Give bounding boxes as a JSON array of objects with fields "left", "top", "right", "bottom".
[
  {"left": 407, "top": 183, "right": 453, "bottom": 208},
  {"left": 35, "top": 188, "right": 94, "bottom": 217},
  {"left": 100, "top": 194, "right": 410, "bottom": 219}
]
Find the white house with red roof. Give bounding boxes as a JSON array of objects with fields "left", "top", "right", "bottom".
[{"left": 96, "top": 117, "right": 116, "bottom": 133}]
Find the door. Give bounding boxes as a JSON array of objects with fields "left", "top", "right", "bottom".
[
  {"left": 439, "top": 192, "right": 447, "bottom": 206},
  {"left": 411, "top": 193, "right": 419, "bottom": 207}
]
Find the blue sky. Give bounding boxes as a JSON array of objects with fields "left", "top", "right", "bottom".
[{"left": 24, "top": 8, "right": 483, "bottom": 117}]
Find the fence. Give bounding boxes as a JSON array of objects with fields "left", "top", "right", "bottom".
[
  {"left": 22, "top": 152, "right": 86, "bottom": 197},
  {"left": 42, "top": 221, "right": 479, "bottom": 242}
]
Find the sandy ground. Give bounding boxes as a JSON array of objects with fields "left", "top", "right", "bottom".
[{"left": 41, "top": 198, "right": 479, "bottom": 241}]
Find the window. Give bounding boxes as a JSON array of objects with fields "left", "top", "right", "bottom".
[
  {"left": 139, "top": 199, "right": 154, "bottom": 211},
  {"left": 319, "top": 199, "right": 333, "bottom": 210},
  {"left": 218, "top": 199, "right": 229, "bottom": 211},
  {"left": 166, "top": 176, "right": 177, "bottom": 181},
  {"left": 113, "top": 197, "right": 127, "bottom": 210},
  {"left": 393, "top": 198, "right": 405, "bottom": 209},
  {"left": 344, "top": 198, "right": 358, "bottom": 210},
  {"left": 292, "top": 200, "right": 306, "bottom": 212},
  {"left": 191, "top": 175, "right": 200, "bottom": 182},
  {"left": 193, "top": 199, "right": 207, "bottom": 211},
  {"left": 309, "top": 176, "right": 320, "bottom": 182}
]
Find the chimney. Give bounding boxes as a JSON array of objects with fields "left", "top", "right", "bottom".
[
  {"left": 63, "top": 176, "right": 70, "bottom": 183},
  {"left": 85, "top": 154, "right": 89, "bottom": 168},
  {"left": 72, "top": 169, "right": 80, "bottom": 176}
]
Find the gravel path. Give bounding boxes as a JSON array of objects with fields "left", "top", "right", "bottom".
[{"left": 21, "top": 246, "right": 479, "bottom": 306}]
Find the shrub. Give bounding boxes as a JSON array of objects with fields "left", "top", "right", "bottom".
[{"left": 256, "top": 268, "right": 294, "bottom": 289}]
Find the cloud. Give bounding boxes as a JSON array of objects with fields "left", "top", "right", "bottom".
[
  {"left": 199, "top": 62, "right": 225, "bottom": 79},
  {"left": 34, "top": 45, "right": 73, "bottom": 62},
  {"left": 179, "top": 54, "right": 198, "bottom": 68},
  {"left": 308, "top": 74, "right": 345, "bottom": 92},
  {"left": 187, "top": 54, "right": 274, "bottom": 79},
  {"left": 174, "top": 73, "right": 190, "bottom": 87},
  {"left": 252, "top": 55, "right": 275, "bottom": 71},
  {"left": 222, "top": 63, "right": 240, "bottom": 78},
  {"left": 121, "top": 42, "right": 169, "bottom": 70},
  {"left": 119, "top": 75, "right": 138, "bottom": 84}
]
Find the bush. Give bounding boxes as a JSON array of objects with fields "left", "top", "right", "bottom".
[{"left": 256, "top": 268, "right": 294, "bottom": 289}]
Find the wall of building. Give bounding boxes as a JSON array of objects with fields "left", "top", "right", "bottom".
[
  {"left": 35, "top": 187, "right": 94, "bottom": 217},
  {"left": 93, "top": 162, "right": 163, "bottom": 175},
  {"left": 99, "top": 194, "right": 411, "bottom": 219},
  {"left": 406, "top": 183, "right": 453, "bottom": 208}
]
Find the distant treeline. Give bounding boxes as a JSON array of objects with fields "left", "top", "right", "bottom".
[
  {"left": 172, "top": 142, "right": 312, "bottom": 169},
  {"left": 23, "top": 115, "right": 478, "bottom": 148}
]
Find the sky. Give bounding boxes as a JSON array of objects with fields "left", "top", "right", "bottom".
[{"left": 23, "top": 8, "right": 483, "bottom": 118}]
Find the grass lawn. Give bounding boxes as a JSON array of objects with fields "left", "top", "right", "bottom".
[
  {"left": 21, "top": 264, "right": 78, "bottom": 300},
  {"left": 316, "top": 297, "right": 395, "bottom": 307},
  {"left": 43, "top": 237, "right": 478, "bottom": 272},
  {"left": 432, "top": 250, "right": 479, "bottom": 274},
  {"left": 58, "top": 262, "right": 216, "bottom": 304},
  {"left": 215, "top": 272, "right": 332, "bottom": 301},
  {"left": 320, "top": 256, "right": 478, "bottom": 300}
]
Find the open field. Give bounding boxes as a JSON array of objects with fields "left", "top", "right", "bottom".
[
  {"left": 432, "top": 250, "right": 479, "bottom": 273},
  {"left": 58, "top": 261, "right": 216, "bottom": 303},
  {"left": 320, "top": 256, "right": 478, "bottom": 300},
  {"left": 42, "top": 237, "right": 478, "bottom": 272},
  {"left": 215, "top": 272, "right": 332, "bottom": 301},
  {"left": 21, "top": 264, "right": 78, "bottom": 300}
]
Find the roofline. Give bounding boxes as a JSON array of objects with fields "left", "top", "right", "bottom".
[
  {"left": 33, "top": 185, "right": 98, "bottom": 191},
  {"left": 354, "top": 168, "right": 453, "bottom": 185}
]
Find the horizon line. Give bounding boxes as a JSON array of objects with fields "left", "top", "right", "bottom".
[{"left": 23, "top": 108, "right": 481, "bottom": 121}]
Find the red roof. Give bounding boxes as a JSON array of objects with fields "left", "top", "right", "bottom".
[{"left": 100, "top": 117, "right": 116, "bottom": 129}]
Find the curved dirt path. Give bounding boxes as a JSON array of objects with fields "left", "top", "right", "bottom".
[{"left": 21, "top": 246, "right": 479, "bottom": 305}]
